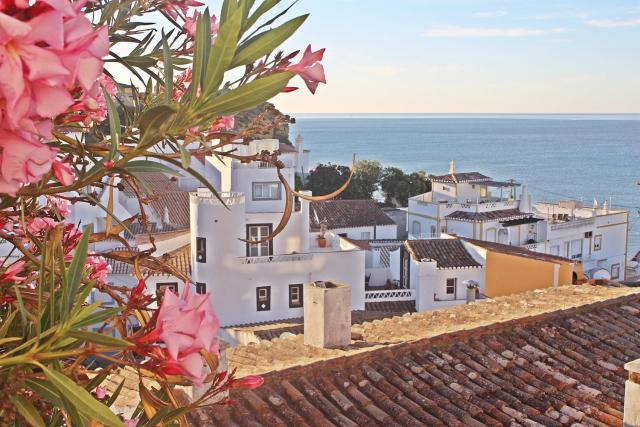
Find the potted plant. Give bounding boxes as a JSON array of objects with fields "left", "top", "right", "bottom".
[{"left": 317, "top": 223, "right": 328, "bottom": 248}]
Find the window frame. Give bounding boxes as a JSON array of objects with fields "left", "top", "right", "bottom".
[
  {"left": 611, "top": 263, "right": 620, "bottom": 280},
  {"left": 195, "top": 282, "right": 206, "bottom": 294},
  {"left": 289, "top": 284, "right": 303, "bottom": 308},
  {"left": 252, "top": 181, "right": 282, "bottom": 201},
  {"left": 196, "top": 237, "right": 206, "bottom": 263},
  {"left": 156, "top": 282, "right": 179, "bottom": 302},
  {"left": 256, "top": 286, "right": 271, "bottom": 311},
  {"left": 446, "top": 278, "right": 457, "bottom": 295},
  {"left": 594, "top": 234, "right": 602, "bottom": 251},
  {"left": 246, "top": 224, "right": 274, "bottom": 257}
]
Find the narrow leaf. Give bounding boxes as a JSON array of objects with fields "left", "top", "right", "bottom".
[
  {"left": 179, "top": 144, "right": 191, "bottom": 169},
  {"left": 68, "top": 330, "right": 131, "bottom": 348},
  {"left": 73, "top": 306, "right": 122, "bottom": 329},
  {"left": 123, "top": 160, "right": 182, "bottom": 176},
  {"left": 162, "top": 32, "right": 173, "bottom": 104},
  {"left": 102, "top": 89, "right": 121, "bottom": 161},
  {"left": 10, "top": 395, "right": 46, "bottom": 427},
  {"left": 245, "top": 0, "right": 280, "bottom": 30},
  {"left": 66, "top": 225, "right": 92, "bottom": 317}
]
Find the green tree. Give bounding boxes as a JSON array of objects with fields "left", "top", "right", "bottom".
[
  {"left": 305, "top": 163, "right": 353, "bottom": 198},
  {"left": 353, "top": 160, "right": 382, "bottom": 199},
  {"left": 380, "top": 167, "right": 431, "bottom": 206}
]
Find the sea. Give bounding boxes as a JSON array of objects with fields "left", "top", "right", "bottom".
[{"left": 290, "top": 114, "right": 640, "bottom": 255}]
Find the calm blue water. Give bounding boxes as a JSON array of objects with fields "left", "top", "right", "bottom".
[{"left": 291, "top": 114, "right": 640, "bottom": 254}]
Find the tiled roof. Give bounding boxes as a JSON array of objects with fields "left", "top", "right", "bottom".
[
  {"left": 404, "top": 239, "right": 482, "bottom": 269},
  {"left": 310, "top": 200, "right": 396, "bottom": 231},
  {"left": 150, "top": 243, "right": 191, "bottom": 277},
  {"left": 461, "top": 237, "right": 573, "bottom": 265},
  {"left": 446, "top": 209, "right": 530, "bottom": 222},
  {"left": 120, "top": 172, "right": 181, "bottom": 198},
  {"left": 201, "top": 288, "right": 640, "bottom": 426},
  {"left": 147, "top": 191, "right": 191, "bottom": 227},
  {"left": 500, "top": 216, "right": 544, "bottom": 227},
  {"left": 431, "top": 172, "right": 492, "bottom": 183}
]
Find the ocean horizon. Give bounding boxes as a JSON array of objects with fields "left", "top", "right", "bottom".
[{"left": 290, "top": 113, "right": 640, "bottom": 255}]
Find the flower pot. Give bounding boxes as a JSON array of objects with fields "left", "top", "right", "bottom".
[{"left": 317, "top": 237, "right": 327, "bottom": 248}]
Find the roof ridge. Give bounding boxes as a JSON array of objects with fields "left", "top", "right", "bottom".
[{"left": 250, "top": 291, "right": 640, "bottom": 382}]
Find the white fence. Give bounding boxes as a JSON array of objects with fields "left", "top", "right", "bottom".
[
  {"left": 239, "top": 253, "right": 313, "bottom": 264},
  {"left": 365, "top": 288, "right": 415, "bottom": 302}
]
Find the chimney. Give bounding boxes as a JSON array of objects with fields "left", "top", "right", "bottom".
[
  {"left": 449, "top": 160, "right": 456, "bottom": 175},
  {"left": 518, "top": 183, "right": 532, "bottom": 213},
  {"left": 295, "top": 133, "right": 304, "bottom": 153},
  {"left": 624, "top": 360, "right": 640, "bottom": 426},
  {"left": 162, "top": 206, "right": 171, "bottom": 225},
  {"left": 464, "top": 280, "right": 479, "bottom": 304},
  {"left": 603, "top": 199, "right": 609, "bottom": 213},
  {"left": 304, "top": 281, "right": 351, "bottom": 348}
]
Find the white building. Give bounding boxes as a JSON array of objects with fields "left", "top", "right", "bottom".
[
  {"left": 191, "top": 138, "right": 365, "bottom": 326},
  {"left": 407, "top": 161, "right": 629, "bottom": 281}
]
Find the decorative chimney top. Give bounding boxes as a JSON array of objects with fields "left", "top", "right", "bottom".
[
  {"left": 518, "top": 183, "right": 532, "bottom": 213},
  {"left": 162, "top": 206, "right": 170, "bottom": 225},
  {"left": 449, "top": 160, "right": 456, "bottom": 175},
  {"left": 603, "top": 199, "right": 609, "bottom": 213},
  {"left": 593, "top": 198, "right": 599, "bottom": 209}
]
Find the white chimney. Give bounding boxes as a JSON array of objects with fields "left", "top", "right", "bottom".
[
  {"left": 603, "top": 199, "right": 609, "bottom": 213},
  {"left": 518, "top": 183, "right": 532, "bottom": 213},
  {"left": 295, "top": 133, "right": 304, "bottom": 153},
  {"left": 592, "top": 198, "right": 599, "bottom": 209},
  {"left": 449, "top": 160, "right": 456, "bottom": 175},
  {"left": 304, "top": 281, "right": 351, "bottom": 348}
]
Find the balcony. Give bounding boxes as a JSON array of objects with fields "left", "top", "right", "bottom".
[
  {"left": 191, "top": 190, "right": 245, "bottom": 206},
  {"left": 364, "top": 288, "right": 415, "bottom": 302},
  {"left": 408, "top": 233, "right": 441, "bottom": 240},
  {"left": 239, "top": 253, "right": 313, "bottom": 264}
]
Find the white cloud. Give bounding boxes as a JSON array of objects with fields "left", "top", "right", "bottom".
[
  {"left": 585, "top": 18, "right": 640, "bottom": 28},
  {"left": 474, "top": 10, "right": 508, "bottom": 18},
  {"left": 423, "top": 25, "right": 573, "bottom": 38}
]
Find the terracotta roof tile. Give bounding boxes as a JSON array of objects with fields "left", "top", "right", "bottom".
[
  {"left": 461, "top": 237, "right": 573, "bottom": 264},
  {"left": 431, "top": 172, "right": 492, "bottom": 183},
  {"left": 446, "top": 209, "right": 530, "bottom": 222},
  {"left": 150, "top": 243, "right": 191, "bottom": 277},
  {"left": 310, "top": 199, "right": 395, "bottom": 231},
  {"left": 404, "top": 239, "right": 482, "bottom": 269},
  {"left": 205, "top": 289, "right": 640, "bottom": 426}
]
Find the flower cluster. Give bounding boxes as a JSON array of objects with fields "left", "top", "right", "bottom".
[{"left": 0, "top": 0, "right": 108, "bottom": 195}]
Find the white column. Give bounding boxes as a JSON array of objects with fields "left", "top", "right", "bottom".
[{"left": 553, "top": 263, "right": 560, "bottom": 288}]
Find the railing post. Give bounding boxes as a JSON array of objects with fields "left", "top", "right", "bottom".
[{"left": 624, "top": 360, "right": 640, "bottom": 426}]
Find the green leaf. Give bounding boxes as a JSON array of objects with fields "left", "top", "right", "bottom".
[
  {"left": 245, "top": 0, "right": 280, "bottom": 30},
  {"left": 102, "top": 88, "right": 121, "bottom": 161},
  {"left": 187, "top": 9, "right": 212, "bottom": 99},
  {"left": 65, "top": 225, "right": 92, "bottom": 318},
  {"left": 203, "top": 2, "right": 245, "bottom": 95},
  {"left": 232, "top": 14, "right": 307, "bottom": 67},
  {"left": 73, "top": 306, "right": 122, "bottom": 329},
  {"left": 0, "top": 336, "right": 22, "bottom": 345},
  {"left": 179, "top": 144, "right": 191, "bottom": 169},
  {"left": 43, "top": 367, "right": 124, "bottom": 427},
  {"left": 106, "top": 380, "right": 126, "bottom": 407},
  {"left": 10, "top": 395, "right": 46, "bottom": 427},
  {"left": 25, "top": 378, "right": 64, "bottom": 408},
  {"left": 123, "top": 160, "right": 182, "bottom": 176},
  {"left": 200, "top": 71, "right": 293, "bottom": 117},
  {"left": 0, "top": 308, "right": 17, "bottom": 338},
  {"left": 162, "top": 33, "right": 173, "bottom": 104},
  {"left": 137, "top": 105, "right": 177, "bottom": 138},
  {"left": 220, "top": 0, "right": 238, "bottom": 23},
  {"left": 68, "top": 330, "right": 131, "bottom": 348}
]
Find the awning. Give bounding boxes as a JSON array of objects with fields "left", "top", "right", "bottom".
[
  {"left": 500, "top": 217, "right": 544, "bottom": 227},
  {"left": 484, "top": 180, "right": 521, "bottom": 188}
]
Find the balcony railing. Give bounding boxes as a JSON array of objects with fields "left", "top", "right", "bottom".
[
  {"left": 365, "top": 288, "right": 415, "bottom": 302},
  {"left": 191, "top": 191, "right": 245, "bottom": 206},
  {"left": 408, "top": 233, "right": 441, "bottom": 240},
  {"left": 239, "top": 253, "right": 313, "bottom": 264},
  {"left": 549, "top": 217, "right": 595, "bottom": 231}
]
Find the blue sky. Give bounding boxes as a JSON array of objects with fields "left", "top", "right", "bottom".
[{"left": 267, "top": 0, "right": 640, "bottom": 113}]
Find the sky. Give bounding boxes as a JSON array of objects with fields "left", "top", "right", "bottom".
[{"left": 263, "top": 0, "right": 640, "bottom": 114}]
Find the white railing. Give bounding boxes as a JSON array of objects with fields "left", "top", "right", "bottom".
[
  {"left": 239, "top": 253, "right": 313, "bottom": 264},
  {"left": 191, "top": 191, "right": 245, "bottom": 206},
  {"left": 549, "top": 217, "right": 595, "bottom": 231},
  {"left": 408, "top": 233, "right": 441, "bottom": 240},
  {"left": 365, "top": 289, "right": 415, "bottom": 302}
]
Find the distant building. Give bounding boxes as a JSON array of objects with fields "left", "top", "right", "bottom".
[{"left": 407, "top": 161, "right": 629, "bottom": 281}]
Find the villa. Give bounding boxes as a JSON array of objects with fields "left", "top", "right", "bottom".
[{"left": 407, "top": 161, "right": 629, "bottom": 282}]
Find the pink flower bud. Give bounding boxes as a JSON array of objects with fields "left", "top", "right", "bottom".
[{"left": 234, "top": 375, "right": 264, "bottom": 390}]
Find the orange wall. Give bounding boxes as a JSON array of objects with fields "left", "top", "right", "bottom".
[{"left": 485, "top": 251, "right": 575, "bottom": 297}]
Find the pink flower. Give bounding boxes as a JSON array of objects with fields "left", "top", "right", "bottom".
[
  {"left": 287, "top": 45, "right": 326, "bottom": 94},
  {"left": 0, "top": 260, "right": 25, "bottom": 283},
  {"left": 184, "top": 11, "right": 218, "bottom": 39},
  {"left": 48, "top": 196, "right": 71, "bottom": 218},
  {"left": 124, "top": 418, "right": 139, "bottom": 427},
  {"left": 209, "top": 115, "right": 234, "bottom": 132},
  {"left": 138, "top": 286, "right": 219, "bottom": 383},
  {"left": 162, "top": 0, "right": 204, "bottom": 19},
  {"left": 234, "top": 375, "right": 264, "bottom": 390},
  {"left": 0, "top": 128, "right": 57, "bottom": 195},
  {"left": 52, "top": 159, "right": 75, "bottom": 186},
  {"left": 26, "top": 217, "right": 58, "bottom": 234},
  {"left": 86, "top": 256, "right": 111, "bottom": 284},
  {"left": 94, "top": 386, "right": 106, "bottom": 399}
]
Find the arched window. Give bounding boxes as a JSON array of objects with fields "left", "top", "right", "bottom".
[
  {"left": 485, "top": 227, "right": 497, "bottom": 242},
  {"left": 498, "top": 229, "right": 508, "bottom": 244},
  {"left": 411, "top": 221, "right": 421, "bottom": 236}
]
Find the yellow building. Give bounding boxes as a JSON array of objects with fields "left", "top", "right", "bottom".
[{"left": 460, "top": 238, "right": 583, "bottom": 297}]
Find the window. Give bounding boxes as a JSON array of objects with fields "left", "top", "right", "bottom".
[
  {"left": 196, "top": 237, "right": 206, "bottom": 263},
  {"left": 338, "top": 233, "right": 348, "bottom": 237},
  {"left": 440, "top": 225, "right": 447, "bottom": 234},
  {"left": 570, "top": 239, "right": 583, "bottom": 259},
  {"left": 156, "top": 282, "right": 178, "bottom": 301},
  {"left": 289, "top": 284, "right": 303, "bottom": 308},
  {"left": 195, "top": 282, "right": 206, "bottom": 294},
  {"left": 411, "top": 221, "right": 421, "bottom": 236},
  {"left": 611, "top": 264, "right": 620, "bottom": 280},
  {"left": 258, "top": 161, "right": 273, "bottom": 168},
  {"left": 584, "top": 231, "right": 593, "bottom": 238},
  {"left": 480, "top": 187, "right": 488, "bottom": 198},
  {"left": 594, "top": 235, "right": 602, "bottom": 251},
  {"left": 256, "top": 286, "right": 271, "bottom": 311},
  {"left": 361, "top": 231, "right": 371, "bottom": 240},
  {"left": 252, "top": 182, "right": 281, "bottom": 200},
  {"left": 246, "top": 224, "right": 273, "bottom": 257},
  {"left": 446, "top": 278, "right": 457, "bottom": 295},
  {"left": 430, "top": 225, "right": 437, "bottom": 236},
  {"left": 442, "top": 185, "right": 450, "bottom": 192}
]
